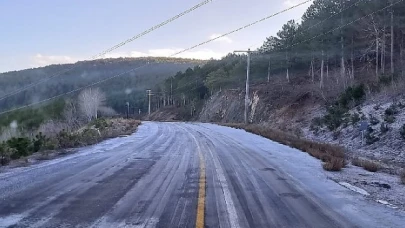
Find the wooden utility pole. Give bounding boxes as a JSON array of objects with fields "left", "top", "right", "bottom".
[{"left": 234, "top": 48, "right": 257, "bottom": 124}]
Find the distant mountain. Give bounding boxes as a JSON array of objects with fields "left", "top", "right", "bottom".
[{"left": 0, "top": 57, "right": 205, "bottom": 113}]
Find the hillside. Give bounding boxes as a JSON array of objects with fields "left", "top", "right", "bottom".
[
  {"left": 0, "top": 57, "right": 205, "bottom": 113},
  {"left": 146, "top": 0, "right": 405, "bottom": 169}
]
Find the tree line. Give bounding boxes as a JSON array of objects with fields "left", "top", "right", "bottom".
[{"left": 145, "top": 0, "right": 405, "bottom": 118}]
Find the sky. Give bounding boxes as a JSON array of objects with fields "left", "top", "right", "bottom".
[{"left": 0, "top": 0, "right": 313, "bottom": 73}]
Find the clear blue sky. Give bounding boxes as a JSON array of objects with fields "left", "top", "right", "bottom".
[{"left": 0, "top": 0, "right": 312, "bottom": 73}]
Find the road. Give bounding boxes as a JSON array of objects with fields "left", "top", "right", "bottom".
[{"left": 0, "top": 122, "right": 404, "bottom": 228}]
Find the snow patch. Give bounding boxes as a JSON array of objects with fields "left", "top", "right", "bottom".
[
  {"left": 0, "top": 214, "right": 23, "bottom": 227},
  {"left": 339, "top": 182, "right": 370, "bottom": 196},
  {"left": 377, "top": 200, "right": 398, "bottom": 209}
]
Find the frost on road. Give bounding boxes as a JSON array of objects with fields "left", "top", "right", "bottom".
[{"left": 0, "top": 122, "right": 404, "bottom": 228}]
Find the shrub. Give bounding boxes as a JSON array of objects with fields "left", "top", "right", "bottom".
[
  {"left": 400, "top": 124, "right": 405, "bottom": 140},
  {"left": 310, "top": 117, "right": 323, "bottom": 133},
  {"left": 323, "top": 157, "right": 345, "bottom": 171},
  {"left": 7, "top": 137, "right": 31, "bottom": 159},
  {"left": 383, "top": 103, "right": 399, "bottom": 124},
  {"left": 339, "top": 85, "right": 365, "bottom": 108},
  {"left": 324, "top": 105, "right": 346, "bottom": 130},
  {"left": 380, "top": 123, "right": 389, "bottom": 134},
  {"left": 32, "top": 132, "right": 47, "bottom": 152},
  {"left": 80, "top": 129, "right": 101, "bottom": 145},
  {"left": 365, "top": 127, "right": 379, "bottom": 145},
  {"left": 362, "top": 160, "right": 380, "bottom": 172},
  {"left": 384, "top": 115, "right": 395, "bottom": 123},
  {"left": 352, "top": 157, "right": 363, "bottom": 167},
  {"left": 385, "top": 104, "right": 399, "bottom": 116},
  {"left": 57, "top": 130, "right": 80, "bottom": 148},
  {"left": 90, "top": 118, "right": 109, "bottom": 131},
  {"left": 0, "top": 142, "right": 16, "bottom": 165},
  {"left": 322, "top": 85, "right": 365, "bottom": 131}
]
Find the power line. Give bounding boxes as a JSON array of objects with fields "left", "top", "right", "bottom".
[
  {"left": 165, "top": 0, "right": 316, "bottom": 93},
  {"left": 170, "top": 0, "right": 370, "bottom": 93},
  {"left": 288, "top": 0, "right": 403, "bottom": 50},
  {"left": 0, "top": 0, "right": 311, "bottom": 116},
  {"left": 121, "top": 1, "right": 405, "bottom": 112},
  {"left": 180, "top": 0, "right": 312, "bottom": 54},
  {"left": 165, "top": 0, "right": 404, "bottom": 97},
  {"left": 0, "top": 0, "right": 213, "bottom": 102},
  {"left": 249, "top": 0, "right": 365, "bottom": 49}
]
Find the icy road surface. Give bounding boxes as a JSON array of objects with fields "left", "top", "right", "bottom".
[{"left": 0, "top": 122, "right": 404, "bottom": 228}]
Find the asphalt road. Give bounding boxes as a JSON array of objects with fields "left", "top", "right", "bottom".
[{"left": 0, "top": 122, "right": 404, "bottom": 228}]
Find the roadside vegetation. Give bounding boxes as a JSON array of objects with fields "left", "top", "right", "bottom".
[
  {"left": 224, "top": 123, "right": 346, "bottom": 171},
  {"left": 0, "top": 88, "right": 140, "bottom": 167}
]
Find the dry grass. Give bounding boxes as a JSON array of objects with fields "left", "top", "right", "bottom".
[
  {"left": 102, "top": 119, "right": 141, "bottom": 138},
  {"left": 323, "top": 157, "right": 345, "bottom": 171},
  {"left": 225, "top": 123, "right": 346, "bottom": 171},
  {"left": 362, "top": 160, "right": 380, "bottom": 172},
  {"left": 351, "top": 157, "right": 381, "bottom": 172},
  {"left": 351, "top": 157, "right": 363, "bottom": 167}
]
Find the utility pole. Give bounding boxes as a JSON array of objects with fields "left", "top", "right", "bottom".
[
  {"left": 146, "top": 89, "right": 153, "bottom": 116},
  {"left": 170, "top": 77, "right": 173, "bottom": 105},
  {"left": 126, "top": 102, "right": 130, "bottom": 119},
  {"left": 234, "top": 48, "right": 257, "bottom": 124}
]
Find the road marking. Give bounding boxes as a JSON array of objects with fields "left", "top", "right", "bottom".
[
  {"left": 195, "top": 149, "right": 206, "bottom": 228},
  {"left": 179, "top": 125, "right": 206, "bottom": 228},
  {"left": 207, "top": 146, "right": 240, "bottom": 228}
]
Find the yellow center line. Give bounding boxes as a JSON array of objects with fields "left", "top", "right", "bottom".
[{"left": 195, "top": 151, "right": 206, "bottom": 228}]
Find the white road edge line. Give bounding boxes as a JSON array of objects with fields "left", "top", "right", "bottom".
[{"left": 205, "top": 140, "right": 241, "bottom": 228}]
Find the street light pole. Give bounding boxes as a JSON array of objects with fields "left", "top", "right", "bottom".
[{"left": 234, "top": 48, "right": 256, "bottom": 124}]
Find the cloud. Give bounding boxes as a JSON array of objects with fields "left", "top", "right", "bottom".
[
  {"left": 104, "top": 48, "right": 227, "bottom": 60},
  {"left": 31, "top": 54, "right": 79, "bottom": 67},
  {"left": 209, "top": 34, "right": 233, "bottom": 43}
]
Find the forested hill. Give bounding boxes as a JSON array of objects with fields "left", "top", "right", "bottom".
[
  {"left": 152, "top": 0, "right": 405, "bottom": 120},
  {"left": 0, "top": 57, "right": 204, "bottom": 113}
]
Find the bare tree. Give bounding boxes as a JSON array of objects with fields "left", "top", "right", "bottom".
[
  {"left": 311, "top": 57, "right": 315, "bottom": 83},
  {"left": 390, "top": 0, "right": 395, "bottom": 84},
  {"left": 78, "top": 88, "right": 106, "bottom": 121},
  {"left": 382, "top": 10, "right": 387, "bottom": 75},
  {"left": 285, "top": 52, "right": 290, "bottom": 83},
  {"left": 340, "top": 0, "right": 346, "bottom": 88},
  {"left": 267, "top": 60, "right": 271, "bottom": 83},
  {"left": 320, "top": 50, "right": 325, "bottom": 89},
  {"left": 63, "top": 99, "right": 80, "bottom": 131},
  {"left": 351, "top": 35, "right": 355, "bottom": 81}
]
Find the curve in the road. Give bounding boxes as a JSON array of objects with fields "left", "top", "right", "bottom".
[{"left": 0, "top": 122, "right": 404, "bottom": 228}]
